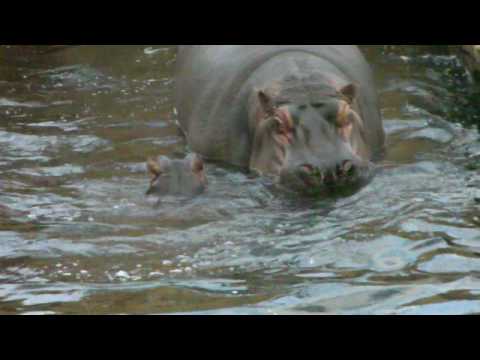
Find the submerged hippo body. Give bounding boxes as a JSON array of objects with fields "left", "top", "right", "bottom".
[{"left": 176, "top": 45, "right": 385, "bottom": 194}]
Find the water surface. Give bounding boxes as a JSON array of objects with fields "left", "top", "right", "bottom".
[{"left": 1, "top": 45, "right": 480, "bottom": 315}]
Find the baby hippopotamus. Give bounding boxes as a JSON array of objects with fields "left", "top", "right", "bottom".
[{"left": 146, "top": 154, "right": 207, "bottom": 197}]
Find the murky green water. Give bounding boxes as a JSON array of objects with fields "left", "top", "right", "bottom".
[{"left": 1, "top": 45, "right": 480, "bottom": 315}]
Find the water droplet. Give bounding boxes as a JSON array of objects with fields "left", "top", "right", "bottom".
[
  {"left": 144, "top": 47, "right": 162, "bottom": 55},
  {"left": 149, "top": 272, "right": 164, "bottom": 278},
  {"left": 115, "top": 271, "right": 130, "bottom": 280}
]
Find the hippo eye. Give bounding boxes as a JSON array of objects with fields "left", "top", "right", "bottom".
[{"left": 311, "top": 103, "right": 325, "bottom": 109}]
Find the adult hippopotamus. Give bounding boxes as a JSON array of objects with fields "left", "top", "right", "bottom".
[{"left": 175, "top": 45, "right": 385, "bottom": 195}]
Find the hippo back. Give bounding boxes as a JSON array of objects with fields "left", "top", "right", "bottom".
[{"left": 175, "top": 45, "right": 384, "bottom": 167}]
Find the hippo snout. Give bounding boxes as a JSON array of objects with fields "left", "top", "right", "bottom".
[
  {"left": 280, "top": 159, "right": 373, "bottom": 195},
  {"left": 299, "top": 160, "right": 357, "bottom": 184}
]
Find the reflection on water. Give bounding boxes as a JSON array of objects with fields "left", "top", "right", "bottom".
[{"left": 1, "top": 45, "right": 480, "bottom": 315}]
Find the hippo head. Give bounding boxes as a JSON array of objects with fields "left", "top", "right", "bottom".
[
  {"left": 249, "top": 84, "right": 374, "bottom": 196},
  {"left": 146, "top": 154, "right": 207, "bottom": 197}
]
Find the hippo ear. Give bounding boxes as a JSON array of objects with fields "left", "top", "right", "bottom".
[
  {"left": 340, "top": 83, "right": 358, "bottom": 104},
  {"left": 188, "top": 154, "right": 205, "bottom": 173},
  {"left": 258, "top": 90, "right": 276, "bottom": 117},
  {"left": 147, "top": 156, "right": 170, "bottom": 177}
]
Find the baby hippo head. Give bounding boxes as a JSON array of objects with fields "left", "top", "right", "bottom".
[{"left": 146, "top": 154, "right": 207, "bottom": 197}]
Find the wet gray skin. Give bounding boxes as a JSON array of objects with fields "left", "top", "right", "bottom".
[
  {"left": 175, "top": 46, "right": 386, "bottom": 197},
  {"left": 146, "top": 154, "right": 207, "bottom": 197}
]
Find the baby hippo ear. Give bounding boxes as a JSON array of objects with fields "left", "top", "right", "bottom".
[
  {"left": 340, "top": 83, "right": 358, "bottom": 104},
  {"left": 147, "top": 156, "right": 170, "bottom": 177},
  {"left": 187, "top": 153, "right": 205, "bottom": 173},
  {"left": 258, "top": 90, "right": 276, "bottom": 117}
]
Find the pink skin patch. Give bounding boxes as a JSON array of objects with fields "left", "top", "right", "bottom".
[{"left": 272, "top": 108, "right": 294, "bottom": 146}]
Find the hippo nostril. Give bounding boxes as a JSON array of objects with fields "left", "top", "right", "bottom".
[
  {"left": 336, "top": 164, "right": 343, "bottom": 177},
  {"left": 343, "top": 160, "right": 353, "bottom": 172},
  {"left": 300, "top": 164, "right": 315, "bottom": 174},
  {"left": 340, "top": 160, "right": 356, "bottom": 177},
  {"left": 297, "top": 164, "right": 313, "bottom": 185},
  {"left": 318, "top": 171, "right": 325, "bottom": 183},
  {"left": 324, "top": 170, "right": 337, "bottom": 185}
]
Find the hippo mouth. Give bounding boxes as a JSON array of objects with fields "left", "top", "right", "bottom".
[{"left": 278, "top": 160, "right": 376, "bottom": 197}]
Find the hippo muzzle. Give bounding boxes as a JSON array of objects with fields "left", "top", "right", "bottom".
[{"left": 279, "top": 158, "right": 375, "bottom": 196}]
